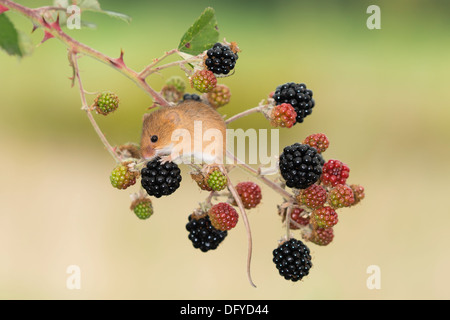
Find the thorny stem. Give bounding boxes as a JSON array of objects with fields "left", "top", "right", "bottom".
[
  {"left": 70, "top": 51, "right": 120, "bottom": 163},
  {"left": 0, "top": 0, "right": 170, "bottom": 108}
]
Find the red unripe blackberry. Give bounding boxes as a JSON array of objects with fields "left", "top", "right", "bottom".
[
  {"left": 312, "top": 206, "right": 338, "bottom": 229},
  {"left": 279, "top": 143, "right": 325, "bottom": 189},
  {"left": 141, "top": 158, "right": 182, "bottom": 198},
  {"left": 350, "top": 184, "right": 365, "bottom": 205},
  {"left": 321, "top": 159, "right": 350, "bottom": 187},
  {"left": 208, "top": 202, "right": 239, "bottom": 231},
  {"left": 235, "top": 182, "right": 262, "bottom": 209},
  {"left": 309, "top": 227, "right": 334, "bottom": 246},
  {"left": 328, "top": 184, "right": 355, "bottom": 208},
  {"left": 272, "top": 238, "right": 312, "bottom": 282},
  {"left": 270, "top": 103, "right": 297, "bottom": 128},
  {"left": 297, "top": 184, "right": 327, "bottom": 209},
  {"left": 186, "top": 214, "right": 227, "bottom": 252},
  {"left": 273, "top": 82, "right": 315, "bottom": 125},
  {"left": 190, "top": 70, "right": 217, "bottom": 93},
  {"left": 303, "top": 133, "right": 329, "bottom": 153},
  {"left": 290, "top": 207, "right": 309, "bottom": 230},
  {"left": 205, "top": 42, "right": 238, "bottom": 75}
]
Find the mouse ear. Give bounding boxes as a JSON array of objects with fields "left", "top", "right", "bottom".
[
  {"left": 166, "top": 110, "right": 181, "bottom": 125},
  {"left": 142, "top": 113, "right": 151, "bottom": 122}
]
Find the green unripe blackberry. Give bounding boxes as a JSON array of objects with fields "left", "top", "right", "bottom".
[
  {"left": 207, "top": 169, "right": 227, "bottom": 191},
  {"left": 130, "top": 198, "right": 153, "bottom": 220},
  {"left": 94, "top": 92, "right": 119, "bottom": 115},
  {"left": 162, "top": 76, "right": 186, "bottom": 103},
  {"left": 165, "top": 76, "right": 186, "bottom": 92},
  {"left": 110, "top": 162, "right": 139, "bottom": 190}
]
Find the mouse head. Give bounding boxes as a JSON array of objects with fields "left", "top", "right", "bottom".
[{"left": 140, "top": 108, "right": 181, "bottom": 159}]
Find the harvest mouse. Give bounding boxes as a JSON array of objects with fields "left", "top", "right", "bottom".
[{"left": 140, "top": 100, "right": 226, "bottom": 165}]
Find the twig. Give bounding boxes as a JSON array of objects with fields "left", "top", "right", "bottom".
[
  {"left": 139, "top": 48, "right": 179, "bottom": 78},
  {"left": 0, "top": 0, "right": 170, "bottom": 107},
  {"left": 71, "top": 51, "right": 120, "bottom": 162},
  {"left": 226, "top": 150, "right": 294, "bottom": 201},
  {"left": 225, "top": 105, "right": 266, "bottom": 125},
  {"left": 285, "top": 206, "right": 292, "bottom": 240}
]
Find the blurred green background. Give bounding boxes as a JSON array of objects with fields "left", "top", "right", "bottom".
[{"left": 1, "top": 0, "right": 450, "bottom": 299}]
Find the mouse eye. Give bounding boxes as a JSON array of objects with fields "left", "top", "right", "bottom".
[{"left": 151, "top": 135, "right": 158, "bottom": 143}]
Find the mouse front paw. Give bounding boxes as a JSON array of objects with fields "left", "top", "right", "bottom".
[{"left": 159, "top": 155, "right": 173, "bottom": 164}]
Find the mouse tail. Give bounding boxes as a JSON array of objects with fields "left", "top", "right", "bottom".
[{"left": 219, "top": 164, "right": 257, "bottom": 288}]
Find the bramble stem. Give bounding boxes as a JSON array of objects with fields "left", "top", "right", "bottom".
[
  {"left": 0, "top": 0, "right": 170, "bottom": 107},
  {"left": 226, "top": 150, "right": 294, "bottom": 201},
  {"left": 285, "top": 206, "right": 292, "bottom": 240},
  {"left": 71, "top": 51, "right": 120, "bottom": 163},
  {"left": 225, "top": 104, "right": 266, "bottom": 124},
  {"left": 139, "top": 48, "right": 179, "bottom": 78}
]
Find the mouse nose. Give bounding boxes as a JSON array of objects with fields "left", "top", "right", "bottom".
[{"left": 141, "top": 146, "right": 155, "bottom": 159}]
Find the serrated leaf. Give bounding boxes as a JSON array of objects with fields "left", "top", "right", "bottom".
[
  {"left": 178, "top": 7, "right": 219, "bottom": 55},
  {"left": 0, "top": 14, "right": 22, "bottom": 57}
]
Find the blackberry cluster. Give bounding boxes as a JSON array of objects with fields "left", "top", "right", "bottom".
[
  {"left": 273, "top": 82, "right": 315, "bottom": 124},
  {"left": 186, "top": 215, "right": 228, "bottom": 252},
  {"left": 273, "top": 238, "right": 312, "bottom": 282},
  {"left": 279, "top": 143, "right": 324, "bottom": 189},
  {"left": 205, "top": 43, "right": 238, "bottom": 75},
  {"left": 141, "top": 158, "right": 182, "bottom": 198},
  {"left": 182, "top": 93, "right": 202, "bottom": 102}
]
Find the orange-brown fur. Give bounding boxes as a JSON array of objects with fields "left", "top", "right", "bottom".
[{"left": 140, "top": 100, "right": 226, "bottom": 163}]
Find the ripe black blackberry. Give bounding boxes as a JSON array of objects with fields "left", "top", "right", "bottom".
[
  {"left": 273, "top": 82, "right": 315, "bottom": 124},
  {"left": 141, "top": 158, "right": 182, "bottom": 198},
  {"left": 272, "top": 238, "right": 312, "bottom": 282},
  {"left": 186, "top": 214, "right": 228, "bottom": 252},
  {"left": 182, "top": 93, "right": 202, "bottom": 102},
  {"left": 204, "top": 42, "right": 238, "bottom": 75},
  {"left": 279, "top": 143, "right": 324, "bottom": 189}
]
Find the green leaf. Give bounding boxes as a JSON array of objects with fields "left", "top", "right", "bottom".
[
  {"left": 79, "top": 0, "right": 131, "bottom": 23},
  {"left": 178, "top": 7, "right": 219, "bottom": 55},
  {"left": 99, "top": 10, "right": 132, "bottom": 24},
  {"left": 0, "top": 14, "right": 22, "bottom": 57},
  {"left": 79, "top": 0, "right": 101, "bottom": 11}
]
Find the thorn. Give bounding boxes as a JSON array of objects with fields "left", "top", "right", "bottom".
[
  {"left": 31, "top": 24, "right": 39, "bottom": 33},
  {"left": 110, "top": 49, "right": 126, "bottom": 68},
  {"left": 0, "top": 5, "right": 9, "bottom": 14},
  {"left": 50, "top": 14, "right": 62, "bottom": 32},
  {"left": 40, "top": 15, "right": 51, "bottom": 29},
  {"left": 40, "top": 31, "right": 55, "bottom": 45}
]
